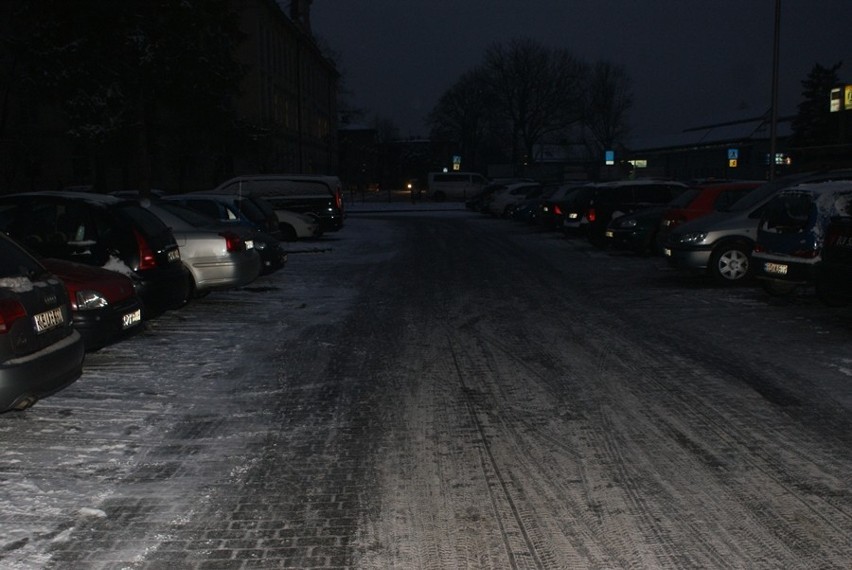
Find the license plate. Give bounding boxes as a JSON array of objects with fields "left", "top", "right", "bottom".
[
  {"left": 167, "top": 249, "right": 180, "bottom": 262},
  {"left": 122, "top": 309, "right": 142, "bottom": 329},
  {"left": 663, "top": 248, "right": 672, "bottom": 257},
  {"left": 764, "top": 262, "right": 789, "bottom": 275},
  {"left": 605, "top": 231, "right": 614, "bottom": 238},
  {"left": 34, "top": 307, "right": 64, "bottom": 333},
  {"left": 245, "top": 239, "right": 254, "bottom": 250}
]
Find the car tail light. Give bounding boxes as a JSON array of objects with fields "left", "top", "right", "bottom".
[
  {"left": 0, "top": 299, "right": 27, "bottom": 334},
  {"left": 553, "top": 204, "right": 563, "bottom": 216},
  {"left": 753, "top": 243, "right": 766, "bottom": 253},
  {"left": 334, "top": 191, "right": 342, "bottom": 210},
  {"left": 220, "top": 231, "right": 246, "bottom": 252},
  {"left": 587, "top": 207, "right": 596, "bottom": 223},
  {"left": 133, "top": 228, "right": 157, "bottom": 270}
]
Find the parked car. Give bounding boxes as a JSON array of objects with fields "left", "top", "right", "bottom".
[
  {"left": 465, "top": 183, "right": 506, "bottom": 212},
  {"left": 209, "top": 174, "right": 344, "bottom": 232},
  {"left": 656, "top": 181, "right": 763, "bottom": 246},
  {"left": 40, "top": 258, "right": 144, "bottom": 351},
  {"left": 259, "top": 202, "right": 322, "bottom": 241},
  {"left": 551, "top": 185, "right": 597, "bottom": 235},
  {"left": 584, "top": 180, "right": 689, "bottom": 247},
  {"left": 604, "top": 205, "right": 668, "bottom": 255},
  {"left": 0, "top": 192, "right": 191, "bottom": 316},
  {"left": 427, "top": 171, "right": 489, "bottom": 202},
  {"left": 815, "top": 214, "right": 852, "bottom": 306},
  {"left": 0, "top": 232, "right": 85, "bottom": 412},
  {"left": 508, "top": 184, "right": 564, "bottom": 223},
  {"left": 139, "top": 202, "right": 262, "bottom": 297},
  {"left": 162, "top": 194, "right": 287, "bottom": 275},
  {"left": 484, "top": 182, "right": 542, "bottom": 217},
  {"left": 752, "top": 180, "right": 852, "bottom": 295},
  {"left": 662, "top": 170, "right": 852, "bottom": 284}
]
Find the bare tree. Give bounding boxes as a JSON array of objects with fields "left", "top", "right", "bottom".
[
  {"left": 482, "top": 38, "right": 584, "bottom": 164},
  {"left": 581, "top": 60, "right": 633, "bottom": 159},
  {"left": 428, "top": 67, "right": 495, "bottom": 169}
]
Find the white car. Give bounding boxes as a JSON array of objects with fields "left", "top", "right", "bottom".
[
  {"left": 274, "top": 209, "right": 322, "bottom": 240},
  {"left": 485, "top": 182, "right": 542, "bottom": 217}
]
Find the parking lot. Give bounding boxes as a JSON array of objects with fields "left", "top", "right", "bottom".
[{"left": 2, "top": 204, "right": 851, "bottom": 569}]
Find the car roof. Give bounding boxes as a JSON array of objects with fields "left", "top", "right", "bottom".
[{"left": 3, "top": 191, "right": 128, "bottom": 207}]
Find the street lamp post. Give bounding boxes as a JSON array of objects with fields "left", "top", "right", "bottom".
[{"left": 769, "top": 0, "right": 781, "bottom": 180}]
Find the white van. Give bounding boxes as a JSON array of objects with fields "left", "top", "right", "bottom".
[{"left": 427, "top": 172, "right": 489, "bottom": 201}]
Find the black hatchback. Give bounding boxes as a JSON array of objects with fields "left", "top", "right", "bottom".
[{"left": 0, "top": 192, "right": 191, "bottom": 316}]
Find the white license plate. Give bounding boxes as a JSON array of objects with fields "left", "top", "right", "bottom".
[
  {"left": 167, "top": 249, "right": 180, "bottom": 262},
  {"left": 605, "top": 231, "right": 614, "bottom": 238},
  {"left": 245, "top": 240, "right": 254, "bottom": 250},
  {"left": 663, "top": 248, "right": 672, "bottom": 257},
  {"left": 764, "top": 262, "right": 789, "bottom": 275},
  {"left": 122, "top": 309, "right": 142, "bottom": 329},
  {"left": 34, "top": 307, "right": 64, "bottom": 333}
]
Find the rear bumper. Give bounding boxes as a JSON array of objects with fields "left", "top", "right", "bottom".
[
  {"left": 0, "top": 330, "right": 85, "bottom": 412},
  {"left": 190, "top": 251, "right": 262, "bottom": 292},
  {"left": 135, "top": 263, "right": 192, "bottom": 315}
]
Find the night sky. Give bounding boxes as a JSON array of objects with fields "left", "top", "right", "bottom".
[{"left": 311, "top": 0, "right": 852, "bottom": 143}]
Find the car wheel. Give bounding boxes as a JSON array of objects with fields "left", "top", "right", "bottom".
[
  {"left": 761, "top": 279, "right": 798, "bottom": 296},
  {"left": 709, "top": 243, "right": 750, "bottom": 284}
]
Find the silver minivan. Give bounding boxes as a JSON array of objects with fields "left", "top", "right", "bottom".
[
  {"left": 427, "top": 172, "right": 489, "bottom": 201},
  {"left": 662, "top": 170, "right": 852, "bottom": 283}
]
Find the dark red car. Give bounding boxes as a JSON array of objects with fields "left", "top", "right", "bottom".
[
  {"left": 41, "top": 258, "right": 144, "bottom": 351},
  {"left": 657, "top": 181, "right": 763, "bottom": 246}
]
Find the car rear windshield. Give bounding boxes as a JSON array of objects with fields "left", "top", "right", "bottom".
[{"left": 116, "top": 204, "right": 172, "bottom": 238}]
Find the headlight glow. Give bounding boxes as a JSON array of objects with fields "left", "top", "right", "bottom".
[
  {"left": 678, "top": 231, "right": 708, "bottom": 245},
  {"left": 76, "top": 290, "right": 109, "bottom": 310}
]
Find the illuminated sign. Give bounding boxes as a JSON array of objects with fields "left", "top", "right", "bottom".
[
  {"left": 605, "top": 150, "right": 615, "bottom": 165},
  {"left": 830, "top": 85, "right": 852, "bottom": 112},
  {"left": 831, "top": 87, "right": 842, "bottom": 112},
  {"left": 729, "top": 159, "right": 738, "bottom": 168}
]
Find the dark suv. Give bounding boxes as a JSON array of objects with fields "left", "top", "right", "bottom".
[
  {"left": 585, "top": 180, "right": 688, "bottom": 246},
  {"left": 0, "top": 232, "right": 85, "bottom": 412},
  {"left": 0, "top": 192, "right": 191, "bottom": 316}
]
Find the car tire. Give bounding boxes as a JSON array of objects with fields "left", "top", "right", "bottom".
[{"left": 709, "top": 243, "right": 751, "bottom": 284}]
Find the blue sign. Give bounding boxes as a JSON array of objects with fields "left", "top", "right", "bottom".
[
  {"left": 605, "top": 150, "right": 615, "bottom": 165},
  {"left": 728, "top": 148, "right": 739, "bottom": 160}
]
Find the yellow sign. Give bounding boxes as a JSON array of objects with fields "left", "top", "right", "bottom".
[
  {"left": 846, "top": 85, "right": 852, "bottom": 110},
  {"left": 729, "top": 159, "right": 738, "bottom": 168}
]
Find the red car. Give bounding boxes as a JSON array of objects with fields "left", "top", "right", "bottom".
[
  {"left": 41, "top": 258, "right": 144, "bottom": 351},
  {"left": 657, "top": 181, "right": 763, "bottom": 246}
]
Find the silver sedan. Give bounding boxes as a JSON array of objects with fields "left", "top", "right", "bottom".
[{"left": 141, "top": 202, "right": 262, "bottom": 297}]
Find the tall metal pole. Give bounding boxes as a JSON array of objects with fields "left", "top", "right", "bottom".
[{"left": 769, "top": 0, "right": 781, "bottom": 180}]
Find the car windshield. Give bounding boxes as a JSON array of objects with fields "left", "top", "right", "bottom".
[
  {"left": 156, "top": 202, "right": 219, "bottom": 228},
  {"left": 723, "top": 172, "right": 823, "bottom": 213}
]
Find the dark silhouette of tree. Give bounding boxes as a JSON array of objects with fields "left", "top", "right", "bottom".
[
  {"left": 1, "top": 0, "right": 245, "bottom": 192},
  {"left": 790, "top": 62, "right": 842, "bottom": 149},
  {"left": 581, "top": 61, "right": 633, "bottom": 161},
  {"left": 428, "top": 68, "right": 497, "bottom": 170},
  {"left": 482, "top": 38, "right": 584, "bottom": 164}
]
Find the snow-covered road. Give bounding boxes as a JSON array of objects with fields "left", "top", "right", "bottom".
[{"left": 1, "top": 205, "right": 851, "bottom": 569}]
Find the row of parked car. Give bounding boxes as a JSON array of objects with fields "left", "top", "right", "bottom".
[
  {"left": 0, "top": 174, "right": 345, "bottom": 413},
  {"left": 467, "top": 170, "right": 852, "bottom": 306}
]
